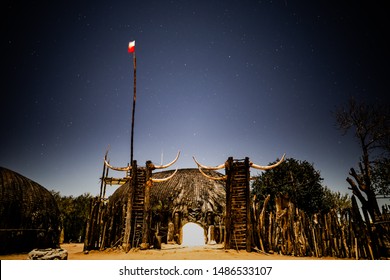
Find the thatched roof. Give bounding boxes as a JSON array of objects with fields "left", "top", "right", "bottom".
[
  {"left": 0, "top": 167, "right": 60, "bottom": 254},
  {"left": 107, "top": 168, "right": 226, "bottom": 217},
  {"left": 150, "top": 168, "right": 226, "bottom": 216}
]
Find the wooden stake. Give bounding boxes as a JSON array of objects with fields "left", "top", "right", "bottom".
[{"left": 355, "top": 237, "right": 358, "bottom": 260}]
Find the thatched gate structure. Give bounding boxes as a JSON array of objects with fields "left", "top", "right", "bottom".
[
  {"left": 84, "top": 153, "right": 181, "bottom": 251},
  {"left": 194, "top": 154, "right": 285, "bottom": 252},
  {"left": 84, "top": 166, "right": 226, "bottom": 251},
  {"left": 85, "top": 152, "right": 389, "bottom": 258}
]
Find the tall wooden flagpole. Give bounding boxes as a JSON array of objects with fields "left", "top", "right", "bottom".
[{"left": 129, "top": 41, "right": 136, "bottom": 164}]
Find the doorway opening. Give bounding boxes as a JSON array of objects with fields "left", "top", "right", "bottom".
[{"left": 182, "top": 222, "right": 205, "bottom": 246}]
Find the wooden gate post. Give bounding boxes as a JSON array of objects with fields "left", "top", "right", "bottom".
[
  {"left": 244, "top": 157, "right": 252, "bottom": 252},
  {"left": 224, "top": 157, "right": 252, "bottom": 252},
  {"left": 194, "top": 154, "right": 283, "bottom": 252},
  {"left": 224, "top": 157, "right": 233, "bottom": 250},
  {"left": 122, "top": 160, "right": 137, "bottom": 252},
  {"left": 141, "top": 161, "right": 153, "bottom": 249}
]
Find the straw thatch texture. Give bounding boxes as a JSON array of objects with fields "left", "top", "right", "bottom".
[
  {"left": 150, "top": 168, "right": 226, "bottom": 221},
  {"left": 0, "top": 167, "right": 60, "bottom": 254}
]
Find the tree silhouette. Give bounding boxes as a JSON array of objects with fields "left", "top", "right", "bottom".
[
  {"left": 251, "top": 157, "right": 330, "bottom": 215},
  {"left": 334, "top": 98, "right": 390, "bottom": 222},
  {"left": 51, "top": 191, "right": 93, "bottom": 243}
]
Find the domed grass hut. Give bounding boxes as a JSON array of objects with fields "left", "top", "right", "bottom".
[
  {"left": 98, "top": 168, "right": 226, "bottom": 250},
  {"left": 0, "top": 167, "right": 61, "bottom": 254}
]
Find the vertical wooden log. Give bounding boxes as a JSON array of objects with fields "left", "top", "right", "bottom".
[
  {"left": 273, "top": 215, "right": 279, "bottom": 253},
  {"left": 332, "top": 211, "right": 341, "bottom": 257},
  {"left": 99, "top": 156, "right": 107, "bottom": 199},
  {"left": 102, "top": 163, "right": 109, "bottom": 200},
  {"left": 167, "top": 222, "right": 175, "bottom": 244},
  {"left": 100, "top": 221, "right": 107, "bottom": 251},
  {"left": 282, "top": 215, "right": 288, "bottom": 255},
  {"left": 141, "top": 161, "right": 153, "bottom": 249},
  {"left": 323, "top": 213, "right": 329, "bottom": 256},
  {"left": 224, "top": 157, "right": 233, "bottom": 250},
  {"left": 314, "top": 214, "right": 322, "bottom": 257},
  {"left": 361, "top": 206, "right": 377, "bottom": 259},
  {"left": 83, "top": 197, "right": 94, "bottom": 251},
  {"left": 252, "top": 196, "right": 259, "bottom": 249},
  {"left": 121, "top": 202, "right": 127, "bottom": 248},
  {"left": 312, "top": 223, "right": 319, "bottom": 257},
  {"left": 341, "top": 212, "right": 350, "bottom": 258},
  {"left": 245, "top": 157, "right": 252, "bottom": 252},
  {"left": 122, "top": 160, "right": 136, "bottom": 252},
  {"left": 355, "top": 237, "right": 359, "bottom": 260},
  {"left": 259, "top": 195, "right": 271, "bottom": 252},
  {"left": 220, "top": 224, "right": 225, "bottom": 245},
  {"left": 300, "top": 210, "right": 308, "bottom": 256},
  {"left": 174, "top": 212, "right": 181, "bottom": 244},
  {"left": 341, "top": 224, "right": 347, "bottom": 257},
  {"left": 141, "top": 180, "right": 151, "bottom": 248},
  {"left": 268, "top": 212, "right": 273, "bottom": 252},
  {"left": 286, "top": 201, "right": 295, "bottom": 255},
  {"left": 106, "top": 204, "right": 114, "bottom": 247}
]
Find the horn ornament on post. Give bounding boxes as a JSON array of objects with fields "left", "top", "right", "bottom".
[
  {"left": 249, "top": 153, "right": 286, "bottom": 170},
  {"left": 104, "top": 159, "right": 132, "bottom": 171},
  {"left": 153, "top": 151, "right": 181, "bottom": 169},
  {"left": 192, "top": 156, "right": 226, "bottom": 170},
  {"left": 197, "top": 166, "right": 227, "bottom": 181},
  {"left": 150, "top": 168, "right": 179, "bottom": 183},
  {"left": 192, "top": 156, "right": 227, "bottom": 181}
]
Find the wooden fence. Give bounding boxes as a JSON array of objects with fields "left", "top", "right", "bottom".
[{"left": 252, "top": 195, "right": 389, "bottom": 259}]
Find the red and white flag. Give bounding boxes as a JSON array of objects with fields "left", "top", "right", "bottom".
[{"left": 128, "top": 41, "right": 135, "bottom": 53}]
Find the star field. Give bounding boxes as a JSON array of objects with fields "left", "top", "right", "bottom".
[{"left": 2, "top": 0, "right": 389, "bottom": 199}]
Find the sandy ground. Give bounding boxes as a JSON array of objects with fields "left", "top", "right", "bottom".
[{"left": 1, "top": 243, "right": 339, "bottom": 260}]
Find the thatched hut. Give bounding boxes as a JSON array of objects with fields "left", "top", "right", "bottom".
[
  {"left": 150, "top": 168, "right": 226, "bottom": 244},
  {"left": 0, "top": 167, "right": 61, "bottom": 254},
  {"left": 99, "top": 168, "right": 226, "bottom": 249}
]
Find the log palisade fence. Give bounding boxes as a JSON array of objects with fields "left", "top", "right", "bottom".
[
  {"left": 84, "top": 155, "right": 389, "bottom": 259},
  {"left": 252, "top": 194, "right": 390, "bottom": 259}
]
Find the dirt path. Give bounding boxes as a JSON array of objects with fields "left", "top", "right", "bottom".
[{"left": 1, "top": 243, "right": 338, "bottom": 260}]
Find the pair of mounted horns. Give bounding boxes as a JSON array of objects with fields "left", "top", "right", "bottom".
[
  {"left": 104, "top": 151, "right": 180, "bottom": 172},
  {"left": 149, "top": 151, "right": 180, "bottom": 183},
  {"left": 150, "top": 168, "right": 178, "bottom": 183},
  {"left": 250, "top": 154, "right": 286, "bottom": 170},
  {"left": 103, "top": 151, "right": 181, "bottom": 183},
  {"left": 192, "top": 156, "right": 227, "bottom": 181},
  {"left": 104, "top": 160, "right": 132, "bottom": 171},
  {"left": 150, "top": 151, "right": 180, "bottom": 169},
  {"left": 193, "top": 154, "right": 286, "bottom": 181},
  {"left": 103, "top": 147, "right": 132, "bottom": 172}
]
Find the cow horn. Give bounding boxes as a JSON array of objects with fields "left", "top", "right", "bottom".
[
  {"left": 250, "top": 154, "right": 286, "bottom": 170},
  {"left": 104, "top": 159, "right": 132, "bottom": 171},
  {"left": 150, "top": 168, "right": 178, "bottom": 183},
  {"left": 197, "top": 167, "right": 227, "bottom": 181},
  {"left": 192, "top": 156, "right": 226, "bottom": 170},
  {"left": 153, "top": 151, "right": 180, "bottom": 169}
]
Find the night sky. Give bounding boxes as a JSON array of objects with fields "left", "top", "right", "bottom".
[{"left": 3, "top": 0, "right": 389, "bottom": 199}]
